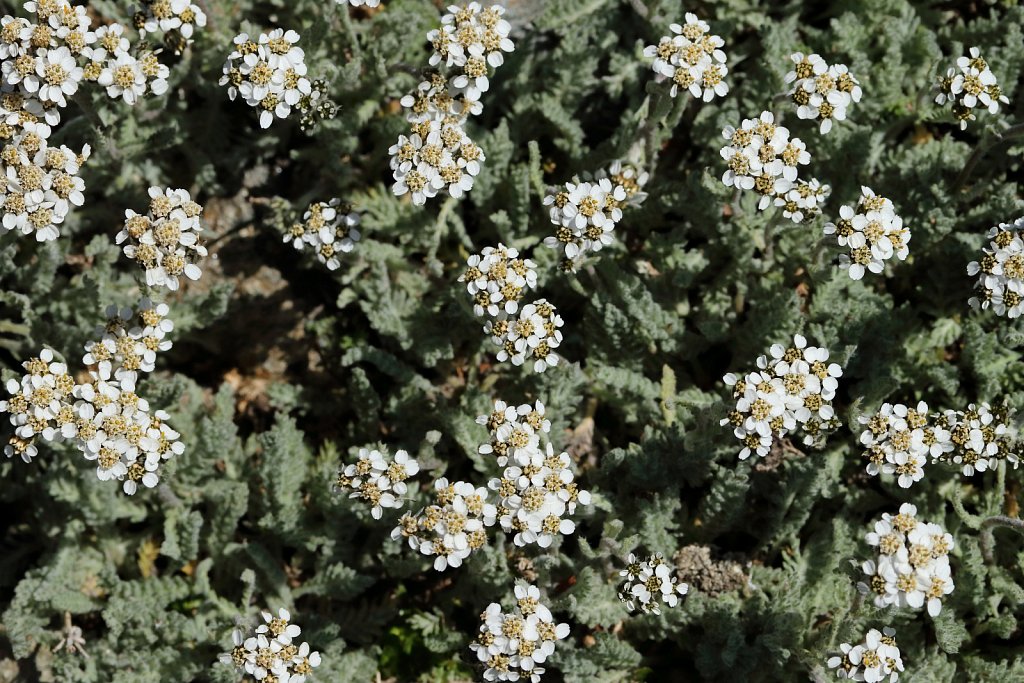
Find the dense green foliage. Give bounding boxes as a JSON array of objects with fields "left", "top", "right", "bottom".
[{"left": 2, "top": 0, "right": 1024, "bottom": 681}]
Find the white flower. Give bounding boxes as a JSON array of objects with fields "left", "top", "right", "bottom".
[
  {"left": 826, "top": 187, "right": 909, "bottom": 281},
  {"left": 721, "top": 335, "right": 843, "bottom": 459},
  {"left": 221, "top": 29, "right": 312, "bottom": 128},
  {"left": 485, "top": 299, "right": 564, "bottom": 373},
  {"left": 221, "top": 608, "right": 321, "bottom": 680},
  {"left": 459, "top": 243, "right": 538, "bottom": 316},
  {"left": 617, "top": 553, "right": 689, "bottom": 614},
  {"left": 469, "top": 584, "right": 568, "bottom": 682},
  {"left": 336, "top": 447, "right": 420, "bottom": 520},
  {"left": 117, "top": 187, "right": 207, "bottom": 291},
  {"left": 720, "top": 111, "right": 808, "bottom": 210},
  {"left": 935, "top": 46, "right": 1009, "bottom": 129},
  {"left": 34, "top": 47, "right": 82, "bottom": 106},
  {"left": 285, "top": 198, "right": 361, "bottom": 270},
  {"left": 337, "top": 0, "right": 381, "bottom": 6},
  {"left": 827, "top": 627, "right": 903, "bottom": 682},
  {"left": 786, "top": 53, "right": 861, "bottom": 134},
  {"left": 644, "top": 14, "right": 729, "bottom": 102},
  {"left": 968, "top": 217, "right": 1024, "bottom": 318}
]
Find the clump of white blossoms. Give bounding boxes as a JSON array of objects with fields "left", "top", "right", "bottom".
[
  {"left": 935, "top": 402, "right": 1017, "bottom": 476},
  {"left": 785, "top": 53, "right": 862, "bottom": 134},
  {"left": 617, "top": 553, "right": 689, "bottom": 615},
  {"left": 484, "top": 298, "right": 564, "bottom": 373},
  {"left": 84, "top": 31, "right": 169, "bottom": 105},
  {"left": 935, "top": 47, "right": 1009, "bottom": 130},
  {"left": 388, "top": 3, "right": 514, "bottom": 205},
  {"left": 0, "top": 298, "right": 185, "bottom": 495},
  {"left": 857, "top": 503, "right": 955, "bottom": 617},
  {"left": 459, "top": 243, "right": 538, "bottom": 316},
  {"left": 720, "top": 334, "right": 843, "bottom": 459},
  {"left": 542, "top": 160, "right": 649, "bottom": 272},
  {"left": 823, "top": 187, "right": 909, "bottom": 280},
  {"left": 481, "top": 399, "right": 591, "bottom": 548},
  {"left": 476, "top": 399, "right": 550, "bottom": 467},
  {"left": 827, "top": 627, "right": 904, "bottom": 682},
  {"left": 391, "top": 478, "right": 497, "bottom": 571},
  {"left": 334, "top": 447, "right": 419, "bottom": 520},
  {"left": 773, "top": 177, "right": 830, "bottom": 224},
  {"left": 116, "top": 187, "right": 207, "bottom": 291},
  {"left": 0, "top": 122, "right": 89, "bottom": 241},
  {"left": 720, "top": 111, "right": 810, "bottom": 211},
  {"left": 284, "top": 198, "right": 361, "bottom": 271},
  {"left": 133, "top": 0, "right": 207, "bottom": 54},
  {"left": 220, "top": 29, "right": 319, "bottom": 129},
  {"left": 643, "top": 13, "right": 729, "bottom": 102},
  {"left": 468, "top": 584, "right": 570, "bottom": 683},
  {"left": 219, "top": 608, "right": 321, "bottom": 682},
  {"left": 967, "top": 216, "right": 1024, "bottom": 318},
  {"left": 857, "top": 400, "right": 1016, "bottom": 487}
]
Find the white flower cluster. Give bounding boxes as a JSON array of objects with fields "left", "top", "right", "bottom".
[
  {"left": 827, "top": 627, "right": 904, "bottom": 682},
  {"left": 858, "top": 400, "right": 1016, "bottom": 487},
  {"left": 388, "top": 3, "right": 514, "bottom": 205},
  {"left": 220, "top": 29, "right": 314, "bottom": 129},
  {"left": 720, "top": 111, "right": 811, "bottom": 211},
  {"left": 774, "top": 177, "right": 830, "bottom": 224},
  {"left": 219, "top": 608, "right": 321, "bottom": 683},
  {"left": 858, "top": 503, "right": 955, "bottom": 617},
  {"left": 116, "top": 186, "right": 207, "bottom": 291},
  {"left": 541, "top": 161, "right": 650, "bottom": 272},
  {"left": 284, "top": 198, "right": 361, "bottom": 271},
  {"left": 785, "top": 52, "right": 862, "bottom": 134},
  {"left": 476, "top": 399, "right": 550, "bottom": 467},
  {"left": 935, "top": 47, "right": 1009, "bottom": 130},
  {"left": 617, "top": 553, "right": 689, "bottom": 615},
  {"left": 392, "top": 477, "right": 497, "bottom": 571},
  {"left": 823, "top": 187, "right": 909, "bottom": 281},
  {"left": 720, "top": 334, "right": 843, "bottom": 459},
  {"left": 83, "top": 24, "right": 168, "bottom": 105},
  {"left": 484, "top": 298, "right": 564, "bottom": 373},
  {"left": 334, "top": 447, "right": 419, "bottom": 520},
  {"left": 967, "top": 217, "right": 1024, "bottom": 318},
  {"left": 468, "top": 584, "right": 570, "bottom": 683},
  {"left": 459, "top": 244, "right": 538, "bottom": 317},
  {"left": 0, "top": 298, "right": 185, "bottom": 494},
  {"left": 643, "top": 13, "right": 729, "bottom": 102},
  {"left": 134, "top": 0, "right": 207, "bottom": 54},
  {"left": 0, "top": 119, "right": 88, "bottom": 241},
  {"left": 482, "top": 399, "right": 591, "bottom": 548}
]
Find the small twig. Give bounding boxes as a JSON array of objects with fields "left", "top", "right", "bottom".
[
  {"left": 951, "top": 122, "right": 1024, "bottom": 192},
  {"left": 979, "top": 514, "right": 1024, "bottom": 563}
]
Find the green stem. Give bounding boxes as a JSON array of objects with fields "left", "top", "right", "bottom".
[
  {"left": 952, "top": 122, "right": 1024, "bottom": 192},
  {"left": 979, "top": 514, "right": 1024, "bottom": 563}
]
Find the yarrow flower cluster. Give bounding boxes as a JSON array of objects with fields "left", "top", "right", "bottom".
[
  {"left": 858, "top": 401, "right": 1016, "bottom": 488},
  {"left": 392, "top": 477, "right": 497, "bottom": 571},
  {"left": 388, "top": 3, "right": 514, "bottom": 205},
  {"left": 774, "top": 177, "right": 830, "bottom": 224},
  {"left": 827, "top": 627, "right": 904, "bottom": 682},
  {"left": 967, "top": 216, "right": 1024, "bottom": 318},
  {"left": 824, "top": 187, "right": 909, "bottom": 280},
  {"left": 484, "top": 298, "right": 564, "bottom": 373},
  {"left": 720, "top": 334, "right": 843, "bottom": 459},
  {"left": 643, "top": 14, "right": 729, "bottom": 102},
  {"left": 459, "top": 244, "right": 538, "bottom": 317},
  {"left": 935, "top": 46, "right": 1009, "bottom": 130},
  {"left": 468, "top": 584, "right": 570, "bottom": 683},
  {"left": 219, "top": 608, "right": 321, "bottom": 682},
  {"left": 541, "top": 160, "right": 649, "bottom": 272},
  {"left": 116, "top": 186, "right": 206, "bottom": 291},
  {"left": 785, "top": 52, "right": 862, "bottom": 134},
  {"left": 720, "top": 111, "right": 811, "bottom": 211},
  {"left": 0, "top": 298, "right": 185, "bottom": 494},
  {"left": 481, "top": 399, "right": 591, "bottom": 548},
  {"left": 283, "top": 198, "right": 361, "bottom": 271},
  {"left": 617, "top": 553, "right": 689, "bottom": 615},
  {"left": 334, "top": 447, "right": 419, "bottom": 519},
  {"left": 858, "top": 503, "right": 955, "bottom": 617},
  {"left": 220, "top": 29, "right": 324, "bottom": 129},
  {"left": 133, "top": 0, "right": 207, "bottom": 54}
]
